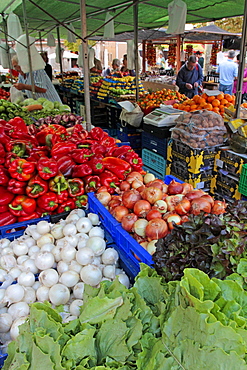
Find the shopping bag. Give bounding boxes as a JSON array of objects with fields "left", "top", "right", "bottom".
[
  {"left": 10, "top": 86, "right": 24, "bottom": 104},
  {"left": 119, "top": 101, "right": 143, "bottom": 128}
]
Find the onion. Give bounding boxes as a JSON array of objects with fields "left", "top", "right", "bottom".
[
  {"left": 211, "top": 200, "right": 227, "bottom": 215},
  {"left": 103, "top": 265, "right": 116, "bottom": 280},
  {"left": 10, "top": 316, "right": 28, "bottom": 340},
  {"left": 117, "top": 273, "right": 130, "bottom": 288},
  {"left": 146, "top": 180, "right": 164, "bottom": 190},
  {"left": 181, "top": 215, "right": 189, "bottom": 223},
  {"left": 119, "top": 181, "right": 131, "bottom": 192},
  {"left": 122, "top": 189, "right": 141, "bottom": 209},
  {"left": 25, "top": 225, "right": 41, "bottom": 240},
  {"left": 133, "top": 233, "right": 146, "bottom": 244},
  {"left": 59, "top": 270, "right": 79, "bottom": 288},
  {"left": 131, "top": 179, "right": 143, "bottom": 189},
  {"left": 108, "top": 197, "right": 122, "bottom": 211},
  {"left": 17, "top": 271, "right": 35, "bottom": 287},
  {"left": 142, "top": 187, "right": 163, "bottom": 204},
  {"left": 4, "top": 284, "right": 25, "bottom": 305},
  {"left": 0, "top": 239, "right": 10, "bottom": 249},
  {"left": 73, "top": 282, "right": 85, "bottom": 299},
  {"left": 57, "top": 261, "right": 69, "bottom": 274},
  {"left": 1, "top": 247, "right": 13, "bottom": 256},
  {"left": 101, "top": 248, "right": 119, "bottom": 265},
  {"left": 70, "top": 299, "right": 84, "bottom": 317},
  {"left": 23, "top": 287, "right": 36, "bottom": 304},
  {"left": 112, "top": 206, "right": 129, "bottom": 222},
  {"left": 12, "top": 242, "right": 28, "bottom": 257},
  {"left": 76, "top": 247, "right": 94, "bottom": 265},
  {"left": 134, "top": 219, "right": 148, "bottom": 237},
  {"left": 52, "top": 245, "right": 62, "bottom": 262},
  {"left": 39, "top": 269, "right": 59, "bottom": 288},
  {"left": 143, "top": 172, "right": 155, "bottom": 184},
  {"left": 167, "top": 214, "right": 182, "bottom": 230},
  {"left": 146, "top": 209, "right": 162, "bottom": 221},
  {"left": 0, "top": 255, "right": 16, "bottom": 271},
  {"left": 80, "top": 264, "right": 102, "bottom": 286},
  {"left": 76, "top": 217, "right": 93, "bottom": 233},
  {"left": 70, "top": 208, "right": 85, "bottom": 217},
  {"left": 121, "top": 213, "right": 138, "bottom": 232},
  {"left": 35, "top": 251, "right": 55, "bottom": 270},
  {"left": 133, "top": 200, "right": 151, "bottom": 218},
  {"left": 65, "top": 213, "right": 80, "bottom": 225},
  {"left": 126, "top": 171, "right": 143, "bottom": 184},
  {"left": 37, "top": 233, "right": 54, "bottom": 248},
  {"left": 62, "top": 223, "right": 77, "bottom": 236},
  {"left": 69, "top": 260, "right": 82, "bottom": 273},
  {"left": 152, "top": 200, "right": 168, "bottom": 214},
  {"left": 8, "top": 302, "right": 29, "bottom": 320},
  {"left": 165, "top": 194, "right": 184, "bottom": 211},
  {"left": 49, "top": 284, "right": 70, "bottom": 305},
  {"left": 190, "top": 198, "right": 212, "bottom": 215},
  {"left": 36, "top": 221, "right": 51, "bottom": 235},
  {"left": 8, "top": 267, "right": 22, "bottom": 280},
  {"left": 17, "top": 255, "right": 29, "bottom": 265},
  {"left": 96, "top": 192, "right": 111, "bottom": 206},
  {"left": 181, "top": 182, "right": 194, "bottom": 195},
  {"left": 0, "top": 289, "right": 6, "bottom": 308},
  {"left": 146, "top": 240, "right": 158, "bottom": 255},
  {"left": 40, "top": 243, "right": 55, "bottom": 253},
  {"left": 185, "top": 190, "right": 205, "bottom": 201},
  {"left": 22, "top": 236, "right": 36, "bottom": 248},
  {"left": 87, "top": 213, "right": 100, "bottom": 226},
  {"left": 0, "top": 313, "right": 12, "bottom": 332},
  {"left": 89, "top": 227, "right": 104, "bottom": 238},
  {"left": 86, "top": 237, "right": 106, "bottom": 256},
  {"left": 32, "top": 281, "right": 41, "bottom": 291},
  {"left": 36, "top": 286, "right": 50, "bottom": 302},
  {"left": 200, "top": 195, "right": 215, "bottom": 206},
  {"left": 50, "top": 224, "right": 64, "bottom": 240},
  {"left": 28, "top": 246, "right": 40, "bottom": 257},
  {"left": 167, "top": 180, "right": 184, "bottom": 195},
  {"left": 77, "top": 233, "right": 90, "bottom": 249},
  {"left": 60, "top": 245, "right": 77, "bottom": 263},
  {"left": 63, "top": 234, "right": 80, "bottom": 248},
  {"left": 145, "top": 219, "right": 168, "bottom": 241},
  {"left": 175, "top": 198, "right": 191, "bottom": 215}
]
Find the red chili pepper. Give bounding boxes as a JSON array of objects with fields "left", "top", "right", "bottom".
[
  {"left": 7, "top": 179, "right": 27, "bottom": 195},
  {"left": 0, "top": 165, "right": 10, "bottom": 186},
  {"left": 8, "top": 117, "right": 28, "bottom": 133},
  {"left": 0, "top": 211, "right": 17, "bottom": 226},
  {"left": 72, "top": 163, "right": 93, "bottom": 178},
  {"left": 37, "top": 192, "right": 58, "bottom": 212},
  {"left": 67, "top": 178, "right": 85, "bottom": 197},
  {"left": 9, "top": 195, "right": 36, "bottom": 216},
  {"left": 57, "top": 190, "right": 69, "bottom": 204},
  {"left": 0, "top": 186, "right": 15, "bottom": 205},
  {"left": 9, "top": 158, "right": 36, "bottom": 182},
  {"left": 37, "top": 157, "right": 58, "bottom": 180},
  {"left": 26, "top": 175, "right": 48, "bottom": 198},
  {"left": 75, "top": 195, "right": 88, "bottom": 208},
  {"left": 89, "top": 127, "right": 107, "bottom": 141},
  {"left": 123, "top": 152, "right": 143, "bottom": 171},
  {"left": 99, "top": 170, "right": 120, "bottom": 194},
  {"left": 18, "top": 212, "right": 40, "bottom": 222},
  {"left": 57, "top": 199, "right": 76, "bottom": 213},
  {"left": 51, "top": 142, "right": 77, "bottom": 160},
  {"left": 49, "top": 173, "right": 68, "bottom": 195},
  {"left": 57, "top": 156, "right": 76, "bottom": 177},
  {"left": 71, "top": 148, "right": 94, "bottom": 164},
  {"left": 102, "top": 157, "right": 131, "bottom": 180},
  {"left": 83, "top": 175, "right": 101, "bottom": 192},
  {"left": 88, "top": 156, "right": 105, "bottom": 174},
  {"left": 111, "top": 145, "right": 133, "bottom": 158}
]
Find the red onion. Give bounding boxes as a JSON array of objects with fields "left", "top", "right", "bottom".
[
  {"left": 121, "top": 213, "right": 138, "bottom": 232},
  {"left": 167, "top": 214, "right": 182, "bottom": 230},
  {"left": 175, "top": 198, "right": 191, "bottom": 215},
  {"left": 211, "top": 200, "right": 227, "bottom": 215},
  {"left": 167, "top": 180, "right": 184, "bottom": 195},
  {"left": 145, "top": 218, "right": 168, "bottom": 241},
  {"left": 190, "top": 198, "right": 211, "bottom": 215},
  {"left": 112, "top": 206, "right": 129, "bottom": 222},
  {"left": 126, "top": 171, "right": 143, "bottom": 184},
  {"left": 146, "top": 209, "right": 162, "bottom": 221}
]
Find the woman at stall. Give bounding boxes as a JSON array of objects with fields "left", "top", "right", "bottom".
[
  {"left": 11, "top": 55, "right": 62, "bottom": 103},
  {"left": 103, "top": 59, "right": 121, "bottom": 77}
]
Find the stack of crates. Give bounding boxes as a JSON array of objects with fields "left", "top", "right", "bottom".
[
  {"left": 166, "top": 139, "right": 218, "bottom": 191},
  {"left": 141, "top": 123, "right": 170, "bottom": 180},
  {"left": 105, "top": 106, "right": 121, "bottom": 137},
  {"left": 90, "top": 100, "right": 108, "bottom": 127},
  {"left": 117, "top": 122, "right": 142, "bottom": 156},
  {"left": 213, "top": 147, "right": 247, "bottom": 201}
]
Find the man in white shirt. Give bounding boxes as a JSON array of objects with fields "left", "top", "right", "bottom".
[{"left": 217, "top": 50, "right": 238, "bottom": 95}]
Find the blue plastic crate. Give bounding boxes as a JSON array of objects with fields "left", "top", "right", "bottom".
[
  {"left": 142, "top": 131, "right": 168, "bottom": 158},
  {"left": 164, "top": 174, "right": 183, "bottom": 185},
  {"left": 117, "top": 130, "right": 142, "bottom": 149},
  {"left": 142, "top": 149, "right": 166, "bottom": 177},
  {"left": 117, "top": 122, "right": 142, "bottom": 135},
  {"left": 142, "top": 165, "right": 165, "bottom": 180},
  {"left": 0, "top": 353, "right": 7, "bottom": 368}
]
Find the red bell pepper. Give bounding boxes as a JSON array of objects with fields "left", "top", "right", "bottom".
[
  {"left": 99, "top": 170, "right": 120, "bottom": 194},
  {"left": 9, "top": 195, "right": 36, "bottom": 216},
  {"left": 71, "top": 148, "right": 93, "bottom": 164},
  {"left": 67, "top": 178, "right": 84, "bottom": 197},
  {"left": 37, "top": 157, "right": 58, "bottom": 180},
  {"left": 75, "top": 195, "right": 88, "bottom": 208},
  {"left": 18, "top": 212, "right": 40, "bottom": 222},
  {"left": 57, "top": 190, "right": 69, "bottom": 204},
  {"left": 7, "top": 179, "right": 27, "bottom": 195},
  {"left": 101, "top": 136, "right": 116, "bottom": 148},
  {"left": 0, "top": 211, "right": 17, "bottom": 226},
  {"left": 8, "top": 130, "right": 38, "bottom": 147},
  {"left": 102, "top": 157, "right": 131, "bottom": 180},
  {"left": 90, "top": 143, "right": 107, "bottom": 156},
  {"left": 26, "top": 175, "right": 48, "bottom": 198},
  {"left": 51, "top": 142, "right": 77, "bottom": 160},
  {"left": 37, "top": 192, "right": 58, "bottom": 212},
  {"left": 123, "top": 152, "right": 143, "bottom": 171},
  {"left": 88, "top": 156, "right": 105, "bottom": 174},
  {"left": 89, "top": 127, "right": 107, "bottom": 141},
  {"left": 57, "top": 199, "right": 76, "bottom": 213},
  {"left": 0, "top": 205, "right": 9, "bottom": 213},
  {"left": 9, "top": 158, "right": 36, "bottom": 182},
  {"left": 36, "top": 125, "right": 68, "bottom": 146},
  {"left": 0, "top": 187, "right": 15, "bottom": 205},
  {"left": 49, "top": 173, "right": 68, "bottom": 195},
  {"left": 5, "top": 139, "right": 33, "bottom": 157},
  {"left": 0, "top": 126, "right": 11, "bottom": 147},
  {"left": 72, "top": 163, "right": 92, "bottom": 178},
  {"left": 0, "top": 165, "right": 10, "bottom": 186},
  {"left": 27, "top": 147, "right": 50, "bottom": 162},
  {"left": 83, "top": 175, "right": 101, "bottom": 192},
  {"left": 56, "top": 156, "right": 76, "bottom": 178},
  {"left": 5, "top": 153, "right": 18, "bottom": 168},
  {"left": 8, "top": 117, "right": 28, "bottom": 133},
  {"left": 111, "top": 145, "right": 133, "bottom": 158},
  {"left": 0, "top": 143, "right": 6, "bottom": 165}
]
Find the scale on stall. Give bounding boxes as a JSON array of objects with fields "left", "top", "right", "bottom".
[{"left": 143, "top": 105, "right": 184, "bottom": 127}]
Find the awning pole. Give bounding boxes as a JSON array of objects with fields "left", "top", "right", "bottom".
[
  {"left": 39, "top": 31, "right": 43, "bottom": 52},
  {"left": 56, "top": 26, "right": 64, "bottom": 83},
  {"left": 22, "top": 0, "right": 35, "bottom": 99},
  {"left": 176, "top": 35, "right": 181, "bottom": 73},
  {"left": 2, "top": 14, "right": 13, "bottom": 84},
  {"left": 235, "top": 0, "right": 247, "bottom": 118},
  {"left": 133, "top": 0, "right": 139, "bottom": 101},
  {"left": 80, "top": 0, "right": 91, "bottom": 131},
  {"left": 142, "top": 40, "right": 146, "bottom": 73}
]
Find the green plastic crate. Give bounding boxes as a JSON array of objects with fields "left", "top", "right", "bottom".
[
  {"left": 142, "top": 148, "right": 166, "bottom": 177},
  {"left": 238, "top": 164, "right": 247, "bottom": 196}
]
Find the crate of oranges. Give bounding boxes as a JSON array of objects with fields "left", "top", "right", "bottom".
[{"left": 173, "top": 93, "right": 235, "bottom": 117}]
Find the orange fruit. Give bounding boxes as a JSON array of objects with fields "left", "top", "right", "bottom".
[
  {"left": 217, "top": 93, "right": 224, "bottom": 101},
  {"left": 193, "top": 95, "right": 200, "bottom": 103},
  {"left": 224, "top": 94, "right": 233, "bottom": 102},
  {"left": 198, "top": 97, "right": 206, "bottom": 105},
  {"left": 190, "top": 105, "right": 198, "bottom": 111},
  {"left": 184, "top": 106, "right": 191, "bottom": 112},
  {"left": 212, "top": 99, "right": 220, "bottom": 107},
  {"left": 221, "top": 98, "right": 228, "bottom": 106},
  {"left": 213, "top": 107, "right": 220, "bottom": 113},
  {"left": 207, "top": 95, "right": 215, "bottom": 103},
  {"left": 173, "top": 103, "right": 179, "bottom": 109},
  {"left": 199, "top": 102, "right": 207, "bottom": 109},
  {"left": 205, "top": 103, "right": 213, "bottom": 111},
  {"left": 201, "top": 93, "right": 208, "bottom": 100}
]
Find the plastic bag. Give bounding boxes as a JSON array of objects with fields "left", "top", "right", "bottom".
[
  {"left": 119, "top": 103, "right": 143, "bottom": 128},
  {"left": 16, "top": 35, "right": 45, "bottom": 73},
  {"left": 172, "top": 109, "right": 226, "bottom": 148},
  {"left": 10, "top": 86, "right": 24, "bottom": 104}
]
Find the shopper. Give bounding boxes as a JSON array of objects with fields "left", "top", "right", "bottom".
[
  {"left": 90, "top": 57, "right": 103, "bottom": 74},
  {"left": 121, "top": 54, "right": 135, "bottom": 76},
  {"left": 11, "top": 55, "right": 62, "bottom": 103},
  {"left": 176, "top": 55, "right": 203, "bottom": 98},
  {"left": 195, "top": 51, "right": 204, "bottom": 69},
  {"left": 217, "top": 50, "right": 238, "bottom": 95},
  {"left": 40, "top": 51, "right": 53, "bottom": 81},
  {"left": 103, "top": 58, "right": 121, "bottom": 77},
  {"left": 233, "top": 54, "right": 247, "bottom": 102}
]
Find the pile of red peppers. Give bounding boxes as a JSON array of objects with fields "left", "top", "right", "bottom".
[{"left": 0, "top": 117, "right": 144, "bottom": 226}]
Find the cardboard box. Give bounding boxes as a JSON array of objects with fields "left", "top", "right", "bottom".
[
  {"left": 214, "top": 147, "right": 247, "bottom": 177},
  {"left": 167, "top": 139, "right": 217, "bottom": 174},
  {"left": 213, "top": 171, "right": 242, "bottom": 200},
  {"left": 142, "top": 81, "right": 178, "bottom": 92}
]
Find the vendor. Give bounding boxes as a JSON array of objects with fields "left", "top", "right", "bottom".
[
  {"left": 11, "top": 55, "right": 62, "bottom": 103},
  {"left": 120, "top": 54, "right": 135, "bottom": 76},
  {"left": 176, "top": 55, "right": 203, "bottom": 98},
  {"left": 103, "top": 58, "right": 121, "bottom": 77}
]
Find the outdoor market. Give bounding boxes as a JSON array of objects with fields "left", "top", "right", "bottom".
[{"left": 0, "top": 0, "right": 247, "bottom": 368}]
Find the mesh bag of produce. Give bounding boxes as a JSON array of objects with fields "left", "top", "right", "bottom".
[{"left": 172, "top": 109, "right": 227, "bottom": 149}]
